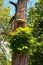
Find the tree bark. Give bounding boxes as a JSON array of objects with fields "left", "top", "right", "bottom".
[
  {"left": 12, "top": 53, "right": 19, "bottom": 65},
  {"left": 12, "top": 52, "right": 28, "bottom": 65}
]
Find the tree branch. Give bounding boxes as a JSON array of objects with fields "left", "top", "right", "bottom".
[{"left": 9, "top": 1, "right": 17, "bottom": 8}]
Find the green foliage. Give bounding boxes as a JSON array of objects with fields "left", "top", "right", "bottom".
[
  {"left": 27, "top": 0, "right": 43, "bottom": 65},
  {"left": 6, "top": 61, "right": 11, "bottom": 65},
  {"left": 0, "top": 0, "right": 4, "bottom": 6},
  {"left": 27, "top": 7, "right": 36, "bottom": 23},
  {"left": 29, "top": 42, "right": 43, "bottom": 65},
  {"left": 27, "top": 0, "right": 43, "bottom": 37},
  {"left": 0, "top": 0, "right": 11, "bottom": 65},
  {"left": 0, "top": 1, "right": 11, "bottom": 35},
  {"left": 0, "top": 48, "right": 7, "bottom": 65},
  {"left": 0, "top": 6, "right": 10, "bottom": 23},
  {"left": 7, "top": 27, "right": 34, "bottom": 55}
]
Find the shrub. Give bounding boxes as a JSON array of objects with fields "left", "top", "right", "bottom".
[{"left": 7, "top": 27, "right": 35, "bottom": 55}]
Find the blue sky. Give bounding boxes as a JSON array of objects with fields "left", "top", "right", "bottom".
[{"left": 4, "top": 0, "right": 38, "bottom": 16}]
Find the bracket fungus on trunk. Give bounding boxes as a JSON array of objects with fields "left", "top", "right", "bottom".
[{"left": 9, "top": 0, "right": 28, "bottom": 29}]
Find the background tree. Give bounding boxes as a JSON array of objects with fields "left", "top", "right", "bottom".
[
  {"left": 0, "top": 0, "right": 11, "bottom": 65},
  {"left": 27, "top": 0, "right": 43, "bottom": 65}
]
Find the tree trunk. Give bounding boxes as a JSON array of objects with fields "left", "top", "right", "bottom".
[
  {"left": 11, "top": 0, "right": 28, "bottom": 65},
  {"left": 12, "top": 53, "right": 19, "bottom": 65},
  {"left": 12, "top": 52, "right": 28, "bottom": 65}
]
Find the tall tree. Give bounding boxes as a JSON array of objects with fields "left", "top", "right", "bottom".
[{"left": 8, "top": 0, "right": 29, "bottom": 65}]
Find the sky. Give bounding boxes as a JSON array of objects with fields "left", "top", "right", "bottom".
[{"left": 4, "top": 0, "right": 38, "bottom": 16}]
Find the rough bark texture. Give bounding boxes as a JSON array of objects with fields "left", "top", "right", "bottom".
[
  {"left": 19, "top": 52, "right": 28, "bottom": 65},
  {"left": 12, "top": 54, "right": 19, "bottom": 65},
  {"left": 12, "top": 53, "right": 28, "bottom": 65},
  {"left": 15, "top": 0, "right": 28, "bottom": 22}
]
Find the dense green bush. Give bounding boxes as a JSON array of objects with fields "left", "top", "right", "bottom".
[{"left": 7, "top": 27, "right": 35, "bottom": 55}]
